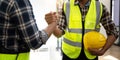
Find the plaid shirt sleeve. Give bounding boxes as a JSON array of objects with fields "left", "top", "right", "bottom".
[
  {"left": 100, "top": 4, "right": 118, "bottom": 38},
  {"left": 9, "top": 0, "right": 48, "bottom": 49},
  {"left": 58, "top": 7, "right": 67, "bottom": 35}
]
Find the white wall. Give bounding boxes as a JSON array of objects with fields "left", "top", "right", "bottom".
[
  {"left": 29, "top": 0, "right": 61, "bottom": 60},
  {"left": 29, "top": 0, "right": 57, "bottom": 47},
  {"left": 100, "top": 0, "right": 110, "bottom": 12},
  {"left": 113, "top": 0, "right": 119, "bottom": 26}
]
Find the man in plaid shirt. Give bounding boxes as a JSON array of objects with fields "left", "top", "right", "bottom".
[
  {"left": 46, "top": 0, "right": 118, "bottom": 60},
  {"left": 0, "top": 0, "right": 58, "bottom": 60}
]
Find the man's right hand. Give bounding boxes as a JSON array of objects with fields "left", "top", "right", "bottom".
[
  {"left": 45, "top": 12, "right": 58, "bottom": 24},
  {"left": 44, "top": 12, "right": 62, "bottom": 38}
]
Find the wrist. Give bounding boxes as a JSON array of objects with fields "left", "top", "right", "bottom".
[{"left": 49, "top": 21, "right": 57, "bottom": 26}]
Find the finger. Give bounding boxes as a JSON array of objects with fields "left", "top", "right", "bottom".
[
  {"left": 45, "top": 17, "right": 56, "bottom": 23},
  {"left": 50, "top": 11, "right": 57, "bottom": 14},
  {"left": 45, "top": 15, "right": 57, "bottom": 21},
  {"left": 45, "top": 12, "right": 53, "bottom": 17},
  {"left": 45, "top": 14, "right": 55, "bottom": 20},
  {"left": 88, "top": 48, "right": 98, "bottom": 55},
  {"left": 45, "top": 13, "right": 58, "bottom": 22},
  {"left": 45, "top": 12, "right": 56, "bottom": 19}
]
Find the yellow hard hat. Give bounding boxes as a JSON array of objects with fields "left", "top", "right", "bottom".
[{"left": 84, "top": 31, "right": 106, "bottom": 50}]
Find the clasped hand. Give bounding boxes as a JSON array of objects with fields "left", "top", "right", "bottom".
[
  {"left": 45, "top": 12, "right": 59, "bottom": 25},
  {"left": 88, "top": 48, "right": 106, "bottom": 56}
]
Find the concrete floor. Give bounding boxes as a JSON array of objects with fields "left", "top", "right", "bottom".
[{"left": 99, "top": 45, "right": 120, "bottom": 60}]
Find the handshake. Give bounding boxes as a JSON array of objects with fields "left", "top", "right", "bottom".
[
  {"left": 45, "top": 12, "right": 60, "bottom": 25},
  {"left": 43, "top": 12, "right": 61, "bottom": 37}
]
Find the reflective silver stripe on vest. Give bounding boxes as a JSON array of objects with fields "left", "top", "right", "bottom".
[
  {"left": 68, "top": 28, "right": 100, "bottom": 33},
  {"left": 63, "top": 37, "right": 82, "bottom": 47},
  {"left": 66, "top": 1, "right": 70, "bottom": 27},
  {"left": 95, "top": 1, "right": 101, "bottom": 31},
  {"left": 68, "top": 29, "right": 82, "bottom": 33},
  {"left": 85, "top": 28, "right": 100, "bottom": 33},
  {"left": 65, "top": 1, "right": 71, "bottom": 31}
]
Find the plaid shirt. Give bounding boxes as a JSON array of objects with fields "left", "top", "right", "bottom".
[
  {"left": 58, "top": 0, "right": 118, "bottom": 38},
  {"left": 0, "top": 0, "right": 48, "bottom": 53}
]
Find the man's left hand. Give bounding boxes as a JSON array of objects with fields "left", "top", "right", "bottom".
[{"left": 88, "top": 48, "right": 105, "bottom": 56}]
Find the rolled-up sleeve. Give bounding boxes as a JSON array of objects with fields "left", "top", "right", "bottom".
[{"left": 100, "top": 4, "right": 118, "bottom": 38}]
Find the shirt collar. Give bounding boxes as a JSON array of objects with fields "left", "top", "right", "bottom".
[{"left": 74, "top": 0, "right": 90, "bottom": 7}]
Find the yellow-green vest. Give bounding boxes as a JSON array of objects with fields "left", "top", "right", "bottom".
[
  {"left": 0, "top": 52, "right": 29, "bottom": 60},
  {"left": 62, "top": 0, "right": 103, "bottom": 59}
]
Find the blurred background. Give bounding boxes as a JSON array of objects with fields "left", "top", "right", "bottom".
[{"left": 29, "top": 0, "right": 120, "bottom": 60}]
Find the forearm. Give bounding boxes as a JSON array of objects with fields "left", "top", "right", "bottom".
[
  {"left": 101, "top": 34, "right": 116, "bottom": 53},
  {"left": 53, "top": 26, "right": 63, "bottom": 38},
  {"left": 43, "top": 22, "right": 57, "bottom": 37}
]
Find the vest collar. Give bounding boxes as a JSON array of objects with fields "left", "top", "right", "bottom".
[{"left": 74, "top": 0, "right": 91, "bottom": 7}]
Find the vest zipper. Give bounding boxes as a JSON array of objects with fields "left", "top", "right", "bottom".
[
  {"left": 82, "top": 20, "right": 85, "bottom": 48},
  {"left": 16, "top": 54, "right": 19, "bottom": 60},
  {"left": 78, "top": 4, "right": 85, "bottom": 48}
]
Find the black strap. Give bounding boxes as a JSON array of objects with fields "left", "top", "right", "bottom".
[{"left": 16, "top": 54, "right": 19, "bottom": 60}]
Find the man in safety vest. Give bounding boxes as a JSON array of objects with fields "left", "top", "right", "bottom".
[
  {"left": 0, "top": 0, "right": 58, "bottom": 60},
  {"left": 45, "top": 0, "right": 118, "bottom": 60}
]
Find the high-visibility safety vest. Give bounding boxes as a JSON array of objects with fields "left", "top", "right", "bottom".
[
  {"left": 62, "top": 0, "right": 103, "bottom": 59},
  {"left": 0, "top": 52, "right": 29, "bottom": 60}
]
